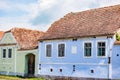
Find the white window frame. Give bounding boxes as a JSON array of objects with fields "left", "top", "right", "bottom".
[
  {"left": 83, "top": 41, "right": 93, "bottom": 58},
  {"left": 96, "top": 40, "right": 107, "bottom": 58},
  {"left": 45, "top": 43, "right": 53, "bottom": 58},
  {"left": 57, "top": 42, "right": 66, "bottom": 58}
]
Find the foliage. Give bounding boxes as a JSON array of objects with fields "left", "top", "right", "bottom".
[{"left": 116, "top": 33, "right": 120, "bottom": 41}]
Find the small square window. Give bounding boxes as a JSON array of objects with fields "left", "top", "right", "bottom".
[{"left": 90, "top": 69, "right": 94, "bottom": 73}]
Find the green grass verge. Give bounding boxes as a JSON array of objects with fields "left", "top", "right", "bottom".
[{"left": 0, "top": 75, "right": 45, "bottom": 80}]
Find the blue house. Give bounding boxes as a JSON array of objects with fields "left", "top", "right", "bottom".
[{"left": 38, "top": 5, "right": 120, "bottom": 79}]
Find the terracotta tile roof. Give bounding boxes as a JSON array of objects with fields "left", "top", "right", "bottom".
[
  {"left": 0, "top": 31, "right": 4, "bottom": 40},
  {"left": 6, "top": 28, "right": 44, "bottom": 50},
  {"left": 39, "top": 4, "right": 120, "bottom": 41}
]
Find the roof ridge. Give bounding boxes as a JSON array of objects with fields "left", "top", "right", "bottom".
[{"left": 5, "top": 27, "right": 44, "bottom": 33}]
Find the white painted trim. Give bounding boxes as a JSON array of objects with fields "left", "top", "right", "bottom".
[
  {"left": 108, "top": 38, "right": 113, "bottom": 79},
  {"left": 0, "top": 63, "right": 13, "bottom": 64},
  {"left": 57, "top": 42, "right": 66, "bottom": 58},
  {"left": 96, "top": 40, "right": 107, "bottom": 58},
  {"left": 14, "top": 46, "right": 17, "bottom": 75},
  {"left": 38, "top": 42, "right": 42, "bottom": 74},
  {"left": 45, "top": 43, "right": 53, "bottom": 58},
  {"left": 39, "top": 62, "right": 108, "bottom": 66},
  {"left": 83, "top": 41, "right": 93, "bottom": 58}
]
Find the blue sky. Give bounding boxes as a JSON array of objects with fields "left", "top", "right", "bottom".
[{"left": 0, "top": 0, "right": 120, "bottom": 31}]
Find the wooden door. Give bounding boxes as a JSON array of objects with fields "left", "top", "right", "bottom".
[{"left": 28, "top": 54, "right": 35, "bottom": 76}]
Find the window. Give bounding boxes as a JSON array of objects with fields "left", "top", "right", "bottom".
[
  {"left": 97, "top": 42, "right": 106, "bottom": 57},
  {"left": 58, "top": 44, "right": 65, "bottom": 57},
  {"left": 84, "top": 43, "right": 92, "bottom": 57},
  {"left": 3, "top": 49, "right": 6, "bottom": 58},
  {"left": 8, "top": 49, "right": 12, "bottom": 58},
  {"left": 46, "top": 44, "right": 52, "bottom": 57}
]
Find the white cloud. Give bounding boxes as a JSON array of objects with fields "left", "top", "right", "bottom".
[
  {"left": 99, "top": 0, "right": 120, "bottom": 7},
  {"left": 0, "top": 0, "right": 120, "bottom": 31},
  {"left": 0, "top": 1, "right": 11, "bottom": 10},
  {"left": 30, "top": 0, "right": 120, "bottom": 31}
]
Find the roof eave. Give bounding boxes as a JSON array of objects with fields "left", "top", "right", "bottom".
[
  {"left": 39, "top": 33, "right": 114, "bottom": 41},
  {"left": 17, "top": 46, "right": 38, "bottom": 51}
]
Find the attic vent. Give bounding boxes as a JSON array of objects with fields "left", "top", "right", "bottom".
[
  {"left": 60, "top": 69, "right": 62, "bottom": 72},
  {"left": 90, "top": 69, "right": 94, "bottom": 73},
  {"left": 39, "top": 64, "right": 41, "bottom": 70},
  {"left": 107, "top": 36, "right": 112, "bottom": 38},
  {"left": 117, "top": 54, "right": 119, "bottom": 56},
  {"left": 73, "top": 38, "right": 77, "bottom": 41},
  {"left": 50, "top": 68, "right": 53, "bottom": 72},
  {"left": 73, "top": 65, "right": 75, "bottom": 71}
]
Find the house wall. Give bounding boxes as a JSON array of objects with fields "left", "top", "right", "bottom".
[
  {"left": 0, "top": 32, "right": 17, "bottom": 44},
  {"left": 16, "top": 49, "right": 38, "bottom": 77},
  {"left": 0, "top": 45, "right": 17, "bottom": 75},
  {"left": 112, "top": 45, "right": 120, "bottom": 79},
  {"left": 0, "top": 32, "right": 17, "bottom": 75},
  {"left": 0, "top": 32, "right": 39, "bottom": 77},
  {"left": 38, "top": 36, "right": 114, "bottom": 78}
]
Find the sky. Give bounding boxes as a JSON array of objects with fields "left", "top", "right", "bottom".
[{"left": 0, "top": 0, "right": 120, "bottom": 31}]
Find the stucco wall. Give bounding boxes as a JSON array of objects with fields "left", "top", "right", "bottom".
[
  {"left": 16, "top": 49, "right": 38, "bottom": 76},
  {"left": 0, "top": 32, "right": 39, "bottom": 77},
  {"left": 39, "top": 36, "right": 114, "bottom": 78},
  {"left": 0, "top": 32, "right": 17, "bottom": 75},
  {"left": 112, "top": 45, "right": 120, "bottom": 79},
  {"left": 0, "top": 45, "right": 17, "bottom": 75}
]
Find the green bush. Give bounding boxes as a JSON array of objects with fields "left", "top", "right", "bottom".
[{"left": 116, "top": 33, "right": 120, "bottom": 41}]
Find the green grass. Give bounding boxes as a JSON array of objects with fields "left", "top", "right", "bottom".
[{"left": 0, "top": 75, "right": 45, "bottom": 80}]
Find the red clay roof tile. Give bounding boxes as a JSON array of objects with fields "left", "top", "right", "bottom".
[
  {"left": 6, "top": 28, "right": 44, "bottom": 50},
  {"left": 40, "top": 4, "right": 120, "bottom": 41},
  {"left": 0, "top": 31, "right": 4, "bottom": 40}
]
